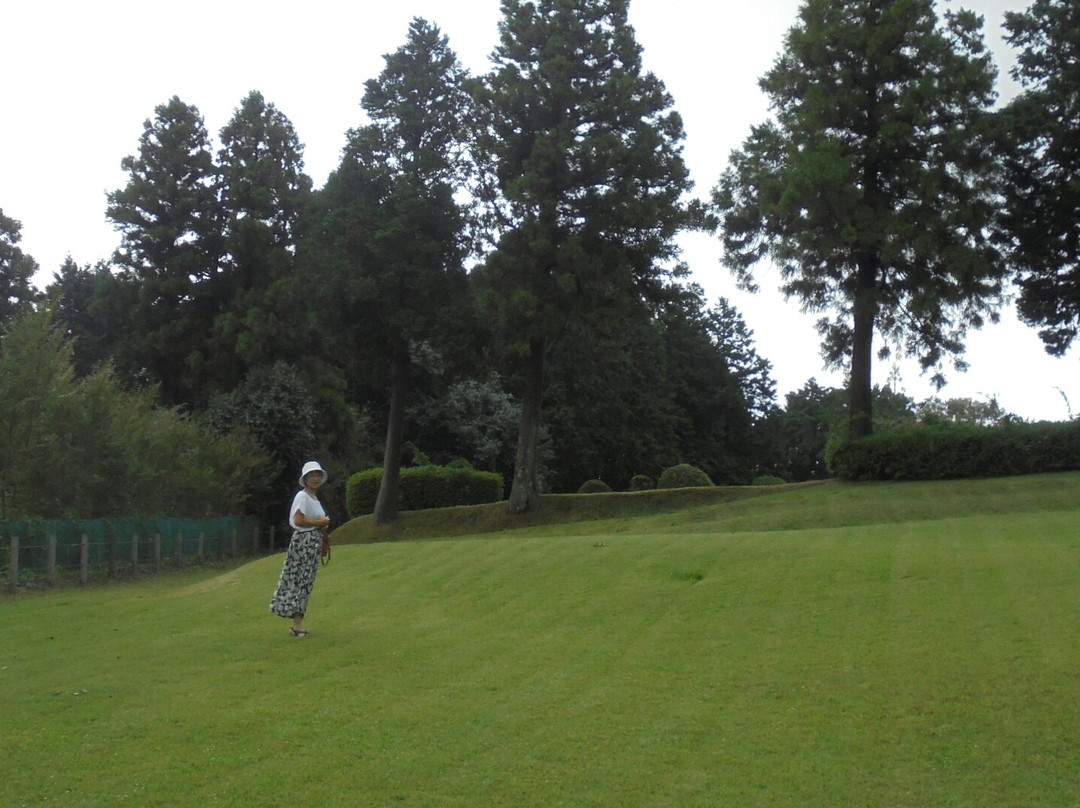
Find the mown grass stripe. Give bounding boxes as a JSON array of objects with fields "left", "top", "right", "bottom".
[{"left": 4, "top": 475, "right": 1080, "bottom": 806}]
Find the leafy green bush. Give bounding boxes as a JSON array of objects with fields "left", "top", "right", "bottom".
[
  {"left": 628, "top": 474, "right": 654, "bottom": 492},
  {"left": 577, "top": 479, "right": 612, "bottom": 494},
  {"left": 0, "top": 309, "right": 269, "bottom": 519},
  {"left": 347, "top": 465, "right": 504, "bottom": 518},
  {"left": 752, "top": 475, "right": 787, "bottom": 486},
  {"left": 829, "top": 421, "right": 1080, "bottom": 481},
  {"left": 657, "top": 464, "right": 714, "bottom": 489}
]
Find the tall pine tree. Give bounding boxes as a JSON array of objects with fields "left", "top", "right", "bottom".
[
  {"left": 714, "top": 0, "right": 1003, "bottom": 437},
  {"left": 474, "top": 0, "right": 693, "bottom": 512},
  {"left": 316, "top": 18, "right": 472, "bottom": 523},
  {"left": 213, "top": 91, "right": 313, "bottom": 386},
  {"left": 106, "top": 96, "right": 223, "bottom": 404}
]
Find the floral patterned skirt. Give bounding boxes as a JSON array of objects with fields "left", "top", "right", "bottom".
[{"left": 269, "top": 529, "right": 322, "bottom": 618}]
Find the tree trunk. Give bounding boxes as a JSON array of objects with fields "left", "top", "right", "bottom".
[
  {"left": 374, "top": 350, "right": 409, "bottom": 525},
  {"left": 508, "top": 337, "right": 545, "bottom": 515},
  {"left": 849, "top": 257, "right": 878, "bottom": 439}
]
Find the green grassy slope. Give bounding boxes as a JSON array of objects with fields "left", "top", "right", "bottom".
[
  {"left": 4, "top": 473, "right": 1080, "bottom": 807},
  {"left": 336, "top": 472, "right": 1080, "bottom": 541}
]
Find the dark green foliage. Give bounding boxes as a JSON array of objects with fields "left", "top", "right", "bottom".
[
  {"left": 657, "top": 289, "right": 755, "bottom": 485},
  {"left": 754, "top": 380, "right": 919, "bottom": 482},
  {"left": 629, "top": 475, "right": 654, "bottom": 492},
  {"left": 704, "top": 295, "right": 776, "bottom": 422},
  {"left": 999, "top": 0, "right": 1080, "bottom": 355},
  {"left": 45, "top": 258, "right": 137, "bottom": 378},
  {"left": 347, "top": 465, "right": 504, "bottom": 518},
  {"left": 406, "top": 374, "right": 526, "bottom": 481},
  {"left": 576, "top": 479, "right": 612, "bottom": 494},
  {"left": 829, "top": 421, "right": 1080, "bottom": 481},
  {"left": 0, "top": 208, "right": 41, "bottom": 326},
  {"left": 542, "top": 314, "right": 678, "bottom": 493},
  {"left": 209, "top": 90, "right": 312, "bottom": 389},
  {"left": 657, "top": 464, "right": 714, "bottom": 489},
  {"left": 203, "top": 362, "right": 319, "bottom": 517},
  {"left": 474, "top": 0, "right": 694, "bottom": 512},
  {"left": 103, "top": 92, "right": 311, "bottom": 406},
  {"left": 314, "top": 18, "right": 472, "bottom": 524},
  {"left": 0, "top": 310, "right": 269, "bottom": 519},
  {"left": 105, "top": 96, "right": 224, "bottom": 405},
  {"left": 715, "top": 0, "right": 1004, "bottom": 436}
]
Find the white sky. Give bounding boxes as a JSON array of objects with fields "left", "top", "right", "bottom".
[{"left": 4, "top": 0, "right": 1075, "bottom": 421}]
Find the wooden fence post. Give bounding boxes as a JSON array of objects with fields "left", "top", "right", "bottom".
[
  {"left": 8, "top": 534, "right": 17, "bottom": 594},
  {"left": 216, "top": 531, "right": 224, "bottom": 562},
  {"left": 47, "top": 534, "right": 58, "bottom": 585},
  {"left": 231, "top": 528, "right": 238, "bottom": 559},
  {"left": 269, "top": 525, "right": 276, "bottom": 552},
  {"left": 80, "top": 534, "right": 89, "bottom": 585},
  {"left": 197, "top": 532, "right": 205, "bottom": 564},
  {"left": 154, "top": 533, "right": 162, "bottom": 573},
  {"left": 175, "top": 532, "right": 183, "bottom": 567},
  {"left": 252, "top": 525, "right": 258, "bottom": 555},
  {"left": 131, "top": 531, "right": 139, "bottom": 572}
]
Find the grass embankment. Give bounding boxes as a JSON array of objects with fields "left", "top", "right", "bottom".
[
  {"left": 332, "top": 480, "right": 829, "bottom": 543},
  {"left": 4, "top": 473, "right": 1080, "bottom": 807}
]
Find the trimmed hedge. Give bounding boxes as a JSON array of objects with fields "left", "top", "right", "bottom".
[
  {"left": 628, "top": 474, "right": 654, "bottom": 492},
  {"left": 347, "top": 465, "right": 505, "bottom": 518},
  {"left": 829, "top": 421, "right": 1080, "bottom": 481},
  {"left": 657, "top": 464, "right": 714, "bottom": 489}
]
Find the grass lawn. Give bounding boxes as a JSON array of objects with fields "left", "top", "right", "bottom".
[{"left": 4, "top": 474, "right": 1080, "bottom": 806}]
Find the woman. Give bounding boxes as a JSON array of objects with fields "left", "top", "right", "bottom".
[{"left": 270, "top": 460, "right": 331, "bottom": 637}]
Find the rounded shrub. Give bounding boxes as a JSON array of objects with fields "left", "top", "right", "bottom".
[
  {"left": 577, "top": 479, "right": 612, "bottom": 494},
  {"left": 657, "top": 464, "right": 714, "bottom": 489},
  {"left": 628, "top": 474, "right": 654, "bottom": 492},
  {"left": 752, "top": 475, "right": 787, "bottom": 486}
]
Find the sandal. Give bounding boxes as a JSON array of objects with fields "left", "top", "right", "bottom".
[{"left": 290, "top": 628, "right": 310, "bottom": 637}]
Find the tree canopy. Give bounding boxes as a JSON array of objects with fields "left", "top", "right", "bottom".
[
  {"left": 105, "top": 96, "right": 224, "bottom": 404},
  {"left": 313, "top": 18, "right": 472, "bottom": 523},
  {"left": 1000, "top": 0, "right": 1080, "bottom": 356},
  {"left": 16, "top": 0, "right": 1079, "bottom": 523},
  {"left": 0, "top": 208, "right": 41, "bottom": 326},
  {"left": 473, "top": 0, "right": 694, "bottom": 511},
  {"left": 714, "top": 0, "right": 1004, "bottom": 437}
]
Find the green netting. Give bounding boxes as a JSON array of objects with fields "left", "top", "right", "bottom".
[{"left": 3, "top": 516, "right": 264, "bottom": 579}]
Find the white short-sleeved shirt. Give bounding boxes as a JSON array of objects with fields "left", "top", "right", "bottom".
[{"left": 289, "top": 490, "right": 326, "bottom": 531}]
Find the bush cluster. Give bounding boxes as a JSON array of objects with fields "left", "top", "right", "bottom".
[
  {"left": 656, "top": 464, "right": 714, "bottom": 489},
  {"left": 629, "top": 474, "right": 654, "bottom": 491},
  {"left": 829, "top": 421, "right": 1080, "bottom": 481},
  {"left": 347, "top": 465, "right": 504, "bottom": 518}
]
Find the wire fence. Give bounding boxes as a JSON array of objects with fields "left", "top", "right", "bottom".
[{"left": 3, "top": 516, "right": 285, "bottom": 591}]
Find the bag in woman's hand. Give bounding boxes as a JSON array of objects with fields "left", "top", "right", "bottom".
[{"left": 320, "top": 527, "right": 331, "bottom": 565}]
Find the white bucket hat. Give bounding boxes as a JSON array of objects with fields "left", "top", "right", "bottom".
[{"left": 299, "top": 460, "right": 328, "bottom": 487}]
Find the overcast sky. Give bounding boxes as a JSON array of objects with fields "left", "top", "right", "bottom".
[{"left": 4, "top": 0, "right": 1074, "bottom": 421}]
